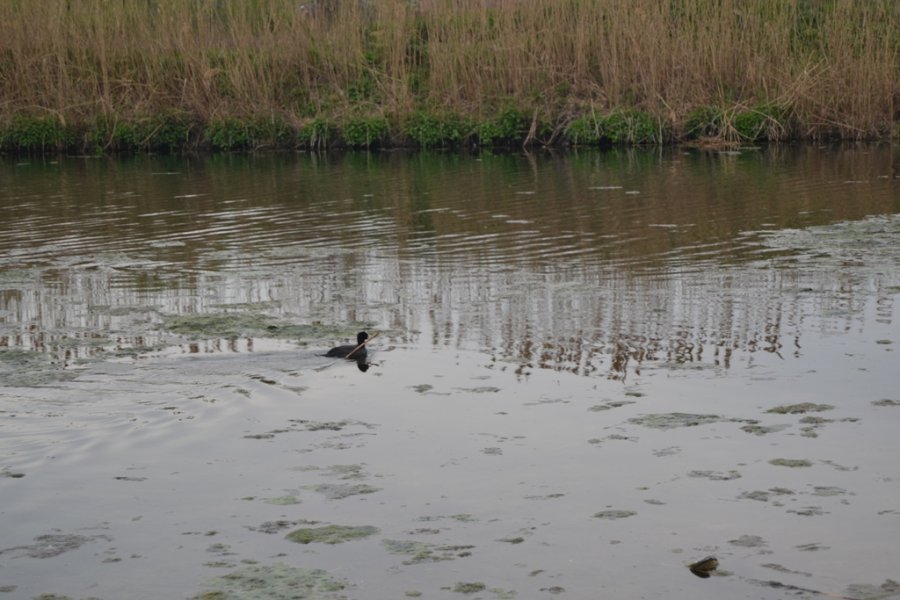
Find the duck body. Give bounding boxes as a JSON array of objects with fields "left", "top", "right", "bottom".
[{"left": 326, "top": 331, "right": 369, "bottom": 359}]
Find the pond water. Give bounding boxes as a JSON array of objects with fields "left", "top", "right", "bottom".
[{"left": 1, "top": 146, "right": 899, "bottom": 600}]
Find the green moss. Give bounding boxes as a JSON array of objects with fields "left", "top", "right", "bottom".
[{"left": 285, "top": 524, "right": 379, "bottom": 545}]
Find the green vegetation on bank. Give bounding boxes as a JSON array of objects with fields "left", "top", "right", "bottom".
[{"left": 1, "top": 0, "right": 897, "bottom": 153}]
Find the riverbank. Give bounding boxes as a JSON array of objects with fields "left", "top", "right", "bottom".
[{"left": 1, "top": 1, "right": 898, "bottom": 153}]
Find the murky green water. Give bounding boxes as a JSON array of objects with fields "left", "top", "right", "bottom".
[{"left": 1, "top": 146, "right": 899, "bottom": 599}]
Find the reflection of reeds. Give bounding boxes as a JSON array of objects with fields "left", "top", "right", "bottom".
[{"left": 0, "top": 0, "right": 897, "bottom": 142}]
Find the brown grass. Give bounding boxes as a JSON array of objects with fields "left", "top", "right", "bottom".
[{"left": 0, "top": 0, "right": 897, "bottom": 140}]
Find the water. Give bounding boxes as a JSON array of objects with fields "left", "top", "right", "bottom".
[{"left": 1, "top": 146, "right": 899, "bottom": 599}]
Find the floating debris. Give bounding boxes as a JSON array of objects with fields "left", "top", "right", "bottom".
[{"left": 688, "top": 556, "right": 719, "bottom": 578}]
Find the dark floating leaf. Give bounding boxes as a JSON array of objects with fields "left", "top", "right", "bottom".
[{"left": 689, "top": 556, "right": 719, "bottom": 578}]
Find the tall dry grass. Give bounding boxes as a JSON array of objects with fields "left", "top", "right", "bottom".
[{"left": 0, "top": 0, "right": 897, "bottom": 140}]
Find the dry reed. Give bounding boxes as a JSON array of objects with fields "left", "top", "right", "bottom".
[{"left": 0, "top": 0, "right": 896, "bottom": 144}]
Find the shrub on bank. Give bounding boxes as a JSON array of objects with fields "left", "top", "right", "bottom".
[
  {"left": 477, "top": 107, "right": 527, "bottom": 146},
  {"left": 565, "top": 111, "right": 662, "bottom": 146},
  {"left": 341, "top": 116, "right": 390, "bottom": 149},
  {"left": 0, "top": 116, "right": 74, "bottom": 153},
  {"left": 403, "top": 112, "right": 473, "bottom": 148}
]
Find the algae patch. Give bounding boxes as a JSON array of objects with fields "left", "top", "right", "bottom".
[
  {"left": 0, "top": 349, "right": 74, "bottom": 387},
  {"left": 688, "top": 470, "right": 742, "bottom": 481},
  {"left": 263, "top": 495, "right": 301, "bottom": 506},
  {"left": 285, "top": 525, "right": 379, "bottom": 545},
  {"left": 452, "top": 582, "right": 486, "bottom": 594},
  {"left": 769, "top": 458, "right": 813, "bottom": 468},
  {"left": 872, "top": 399, "right": 900, "bottom": 407},
  {"left": 162, "top": 313, "right": 366, "bottom": 342},
  {"left": 628, "top": 413, "right": 726, "bottom": 430},
  {"left": 592, "top": 510, "right": 637, "bottom": 520},
  {"left": 383, "top": 539, "right": 475, "bottom": 564},
  {"left": 306, "top": 483, "right": 380, "bottom": 500},
  {"left": 766, "top": 403, "right": 834, "bottom": 414},
  {"left": 0, "top": 533, "right": 110, "bottom": 559},
  {"left": 192, "top": 563, "right": 348, "bottom": 599},
  {"left": 729, "top": 535, "right": 767, "bottom": 548}
]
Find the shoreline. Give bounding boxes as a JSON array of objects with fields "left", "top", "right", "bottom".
[
  {"left": 1, "top": 108, "right": 897, "bottom": 156},
  {"left": 2, "top": 2, "right": 897, "bottom": 154}
]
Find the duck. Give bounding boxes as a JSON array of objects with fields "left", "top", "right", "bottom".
[{"left": 326, "top": 331, "right": 369, "bottom": 359}]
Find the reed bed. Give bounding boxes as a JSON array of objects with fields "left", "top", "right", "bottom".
[{"left": 0, "top": 0, "right": 897, "bottom": 151}]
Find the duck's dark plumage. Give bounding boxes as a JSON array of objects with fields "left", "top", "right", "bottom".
[{"left": 326, "top": 331, "right": 369, "bottom": 358}]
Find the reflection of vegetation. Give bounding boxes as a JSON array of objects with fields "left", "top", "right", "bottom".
[{"left": 1, "top": 149, "right": 895, "bottom": 380}]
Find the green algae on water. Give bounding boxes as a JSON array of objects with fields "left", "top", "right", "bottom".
[
  {"left": 162, "top": 313, "right": 366, "bottom": 342},
  {"left": 769, "top": 458, "right": 813, "bottom": 468},
  {"left": 452, "top": 582, "right": 486, "bottom": 594},
  {"left": 306, "top": 483, "right": 380, "bottom": 500},
  {"left": 729, "top": 535, "right": 767, "bottom": 548},
  {"left": 592, "top": 510, "right": 637, "bottom": 520},
  {"left": 766, "top": 403, "right": 834, "bottom": 414},
  {"left": 627, "top": 413, "right": 725, "bottom": 430},
  {"left": 263, "top": 495, "right": 301, "bottom": 506},
  {"left": 383, "top": 539, "right": 475, "bottom": 564},
  {"left": 872, "top": 399, "right": 900, "bottom": 407},
  {"left": 192, "top": 563, "right": 347, "bottom": 600},
  {"left": 285, "top": 525, "right": 379, "bottom": 545},
  {"left": 688, "top": 469, "right": 742, "bottom": 481}
]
